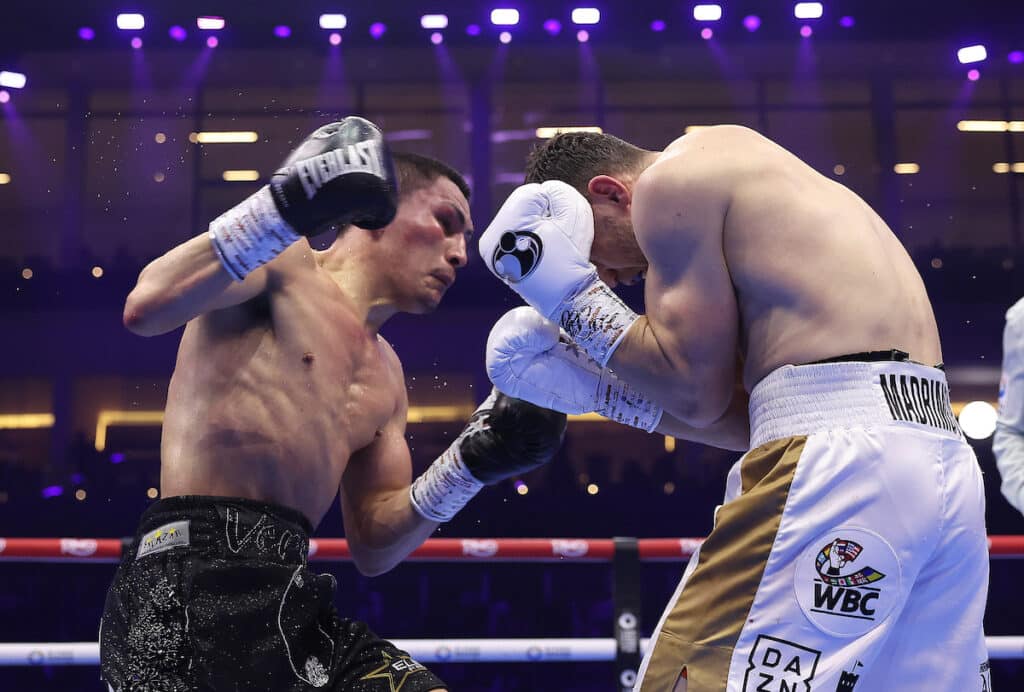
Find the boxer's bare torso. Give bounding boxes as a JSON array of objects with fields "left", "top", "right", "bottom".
[
  {"left": 604, "top": 125, "right": 940, "bottom": 428},
  {"left": 160, "top": 258, "right": 404, "bottom": 528},
  {"left": 126, "top": 178, "right": 471, "bottom": 532}
]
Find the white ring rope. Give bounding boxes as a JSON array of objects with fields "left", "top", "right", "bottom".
[{"left": 2, "top": 637, "right": 1023, "bottom": 666}]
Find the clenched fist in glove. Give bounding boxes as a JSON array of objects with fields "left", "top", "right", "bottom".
[
  {"left": 478, "top": 180, "right": 640, "bottom": 367},
  {"left": 409, "top": 388, "right": 567, "bottom": 522},
  {"left": 486, "top": 306, "right": 662, "bottom": 432},
  {"left": 209, "top": 117, "right": 398, "bottom": 281}
]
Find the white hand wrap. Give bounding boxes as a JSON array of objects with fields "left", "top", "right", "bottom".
[
  {"left": 487, "top": 307, "right": 662, "bottom": 432},
  {"left": 208, "top": 185, "right": 300, "bottom": 281},
  {"left": 556, "top": 280, "right": 639, "bottom": 367},
  {"left": 408, "top": 389, "right": 498, "bottom": 522},
  {"left": 409, "top": 445, "right": 485, "bottom": 522}
]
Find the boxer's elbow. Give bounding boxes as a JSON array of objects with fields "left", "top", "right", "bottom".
[
  {"left": 123, "top": 287, "right": 169, "bottom": 336},
  {"left": 123, "top": 290, "right": 154, "bottom": 335},
  {"left": 348, "top": 543, "right": 401, "bottom": 577},
  {"left": 666, "top": 374, "right": 733, "bottom": 428}
]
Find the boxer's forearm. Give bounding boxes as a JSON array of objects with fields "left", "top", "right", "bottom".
[
  {"left": 344, "top": 487, "right": 439, "bottom": 577},
  {"left": 123, "top": 232, "right": 271, "bottom": 336},
  {"left": 608, "top": 315, "right": 736, "bottom": 428}
]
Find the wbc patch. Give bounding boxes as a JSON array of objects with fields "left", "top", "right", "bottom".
[
  {"left": 794, "top": 527, "right": 902, "bottom": 637},
  {"left": 137, "top": 521, "right": 190, "bottom": 559}
]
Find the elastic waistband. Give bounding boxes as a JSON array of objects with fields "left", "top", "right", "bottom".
[
  {"left": 132, "top": 495, "right": 312, "bottom": 565},
  {"left": 748, "top": 360, "right": 962, "bottom": 449}
]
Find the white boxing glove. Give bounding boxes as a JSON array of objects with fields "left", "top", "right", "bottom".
[
  {"left": 486, "top": 306, "right": 663, "bottom": 432},
  {"left": 479, "top": 181, "right": 639, "bottom": 366}
]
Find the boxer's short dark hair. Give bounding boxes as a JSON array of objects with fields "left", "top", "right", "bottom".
[
  {"left": 524, "top": 132, "right": 648, "bottom": 193},
  {"left": 393, "top": 151, "right": 470, "bottom": 201}
]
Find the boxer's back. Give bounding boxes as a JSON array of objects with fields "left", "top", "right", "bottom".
[{"left": 661, "top": 126, "right": 942, "bottom": 391}]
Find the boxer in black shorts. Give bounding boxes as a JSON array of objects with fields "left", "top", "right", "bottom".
[
  {"left": 101, "top": 117, "right": 566, "bottom": 691},
  {"left": 101, "top": 497, "right": 442, "bottom": 691}
]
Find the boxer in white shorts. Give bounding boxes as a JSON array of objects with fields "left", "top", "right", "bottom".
[{"left": 476, "top": 125, "right": 991, "bottom": 690}]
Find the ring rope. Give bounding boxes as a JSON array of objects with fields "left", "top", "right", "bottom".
[
  {"left": 2, "top": 535, "right": 1024, "bottom": 562},
  {"left": 2, "top": 637, "right": 1023, "bottom": 666}
]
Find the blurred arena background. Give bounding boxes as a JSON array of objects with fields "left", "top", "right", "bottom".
[{"left": 1, "top": 1, "right": 1023, "bottom": 688}]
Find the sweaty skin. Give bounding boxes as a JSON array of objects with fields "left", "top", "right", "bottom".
[
  {"left": 124, "top": 178, "right": 473, "bottom": 576},
  {"left": 590, "top": 125, "right": 941, "bottom": 444}
]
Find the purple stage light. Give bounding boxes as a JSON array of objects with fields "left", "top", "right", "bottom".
[
  {"left": 274, "top": 25, "right": 291, "bottom": 38},
  {"left": 206, "top": 36, "right": 218, "bottom": 48},
  {"left": 110, "top": 452, "right": 126, "bottom": 464},
  {"left": 544, "top": 19, "right": 562, "bottom": 36},
  {"left": 131, "top": 36, "right": 143, "bottom": 50},
  {"left": 576, "top": 29, "right": 589, "bottom": 43},
  {"left": 79, "top": 27, "right": 95, "bottom": 41},
  {"left": 743, "top": 15, "right": 761, "bottom": 32},
  {"left": 499, "top": 31, "right": 512, "bottom": 44},
  {"left": 839, "top": 16, "right": 855, "bottom": 28},
  {"left": 701, "top": 27, "right": 713, "bottom": 40},
  {"left": 0, "top": 91, "right": 9, "bottom": 104},
  {"left": 1010, "top": 51, "right": 1024, "bottom": 64},
  {"left": 329, "top": 32, "right": 342, "bottom": 46},
  {"left": 116, "top": 13, "right": 145, "bottom": 31},
  {"left": 571, "top": 8, "right": 600, "bottom": 25},
  {"left": 650, "top": 19, "right": 666, "bottom": 32},
  {"left": 369, "top": 22, "right": 386, "bottom": 39},
  {"left": 42, "top": 485, "right": 63, "bottom": 499},
  {"left": 967, "top": 69, "right": 981, "bottom": 81},
  {"left": 169, "top": 25, "right": 187, "bottom": 41},
  {"left": 466, "top": 24, "right": 482, "bottom": 36},
  {"left": 491, "top": 8, "right": 520, "bottom": 26},
  {"left": 430, "top": 32, "right": 443, "bottom": 45},
  {"left": 71, "top": 473, "right": 84, "bottom": 484},
  {"left": 800, "top": 25, "right": 812, "bottom": 38}
]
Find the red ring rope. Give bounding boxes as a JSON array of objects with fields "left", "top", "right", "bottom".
[{"left": 1, "top": 535, "right": 1022, "bottom": 562}]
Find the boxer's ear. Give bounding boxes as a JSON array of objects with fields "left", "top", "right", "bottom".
[{"left": 587, "top": 175, "right": 630, "bottom": 207}]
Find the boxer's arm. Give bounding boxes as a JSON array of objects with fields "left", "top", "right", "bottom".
[
  {"left": 994, "top": 301, "right": 1024, "bottom": 516},
  {"left": 339, "top": 365, "right": 438, "bottom": 577},
  {"left": 655, "top": 386, "right": 750, "bottom": 451},
  {"left": 123, "top": 233, "right": 311, "bottom": 337},
  {"left": 606, "top": 161, "right": 739, "bottom": 427}
]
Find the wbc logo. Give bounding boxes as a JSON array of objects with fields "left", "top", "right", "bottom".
[
  {"left": 795, "top": 528, "right": 902, "bottom": 637},
  {"left": 491, "top": 230, "right": 543, "bottom": 283}
]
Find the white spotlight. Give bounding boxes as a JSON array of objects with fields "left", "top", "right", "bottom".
[
  {"left": 116, "top": 13, "right": 145, "bottom": 30},
  {"left": 319, "top": 14, "right": 348, "bottom": 30},
  {"left": 794, "top": 2, "right": 824, "bottom": 20},
  {"left": 957, "top": 45, "right": 988, "bottom": 65},
  {"left": 693, "top": 5, "right": 723, "bottom": 22},
  {"left": 420, "top": 14, "right": 449, "bottom": 29},
  {"left": 958, "top": 401, "right": 997, "bottom": 440},
  {"left": 0, "top": 71, "right": 26, "bottom": 89}
]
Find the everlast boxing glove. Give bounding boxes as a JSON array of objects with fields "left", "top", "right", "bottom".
[
  {"left": 209, "top": 116, "right": 398, "bottom": 281},
  {"left": 409, "top": 389, "right": 568, "bottom": 522}
]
